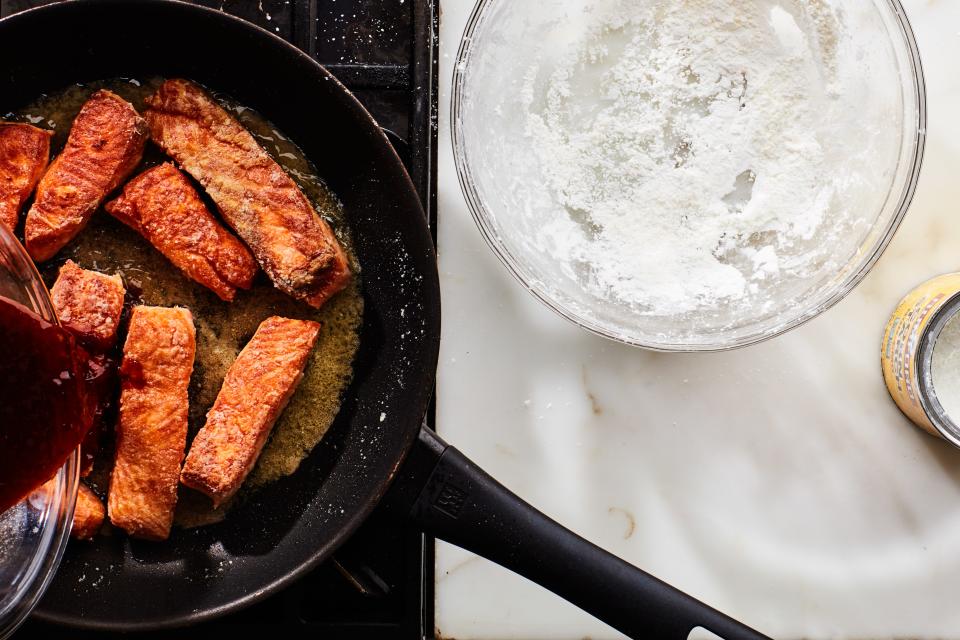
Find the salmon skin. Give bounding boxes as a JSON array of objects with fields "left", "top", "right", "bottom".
[
  {"left": 181, "top": 316, "right": 321, "bottom": 507},
  {"left": 0, "top": 122, "right": 52, "bottom": 232},
  {"left": 105, "top": 163, "right": 258, "bottom": 301},
  {"left": 144, "top": 79, "right": 350, "bottom": 308},
  {"left": 25, "top": 89, "right": 147, "bottom": 262},
  {"left": 108, "top": 306, "right": 195, "bottom": 541}
]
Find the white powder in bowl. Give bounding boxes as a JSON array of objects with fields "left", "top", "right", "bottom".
[
  {"left": 524, "top": 0, "right": 853, "bottom": 314},
  {"left": 459, "top": 0, "right": 909, "bottom": 344}
]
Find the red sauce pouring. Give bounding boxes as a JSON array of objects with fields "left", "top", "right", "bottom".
[{"left": 0, "top": 295, "right": 92, "bottom": 513}]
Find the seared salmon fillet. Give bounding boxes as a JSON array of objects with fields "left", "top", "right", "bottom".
[
  {"left": 37, "top": 479, "right": 105, "bottom": 540},
  {"left": 0, "top": 122, "right": 52, "bottom": 232},
  {"left": 72, "top": 482, "right": 105, "bottom": 540},
  {"left": 109, "top": 306, "right": 195, "bottom": 541},
  {"left": 50, "top": 259, "right": 126, "bottom": 350},
  {"left": 180, "top": 316, "right": 320, "bottom": 506},
  {"left": 25, "top": 90, "right": 147, "bottom": 262},
  {"left": 51, "top": 260, "right": 125, "bottom": 476},
  {"left": 144, "top": 79, "right": 350, "bottom": 308},
  {"left": 105, "top": 163, "right": 258, "bottom": 301}
]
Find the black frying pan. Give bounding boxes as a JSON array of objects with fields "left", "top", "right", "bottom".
[{"left": 0, "top": 2, "right": 771, "bottom": 638}]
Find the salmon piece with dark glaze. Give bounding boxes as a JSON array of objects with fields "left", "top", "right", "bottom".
[
  {"left": 180, "top": 316, "right": 320, "bottom": 507},
  {"left": 0, "top": 122, "right": 52, "bottom": 232},
  {"left": 105, "top": 163, "right": 258, "bottom": 301},
  {"left": 108, "top": 306, "right": 195, "bottom": 541},
  {"left": 25, "top": 90, "right": 147, "bottom": 262},
  {"left": 144, "top": 79, "right": 350, "bottom": 308}
]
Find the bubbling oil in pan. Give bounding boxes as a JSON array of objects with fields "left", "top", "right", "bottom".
[{"left": 6, "top": 77, "right": 364, "bottom": 528}]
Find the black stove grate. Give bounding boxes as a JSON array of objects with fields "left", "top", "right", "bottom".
[{"left": 2, "top": 1, "right": 439, "bottom": 638}]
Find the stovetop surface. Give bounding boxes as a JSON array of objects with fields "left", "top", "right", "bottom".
[{"left": 1, "top": 1, "right": 438, "bottom": 638}]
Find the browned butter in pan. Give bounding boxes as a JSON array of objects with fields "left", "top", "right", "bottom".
[{"left": 5, "top": 78, "right": 364, "bottom": 526}]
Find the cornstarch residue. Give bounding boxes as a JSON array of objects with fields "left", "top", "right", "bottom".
[{"left": 467, "top": 0, "right": 902, "bottom": 332}]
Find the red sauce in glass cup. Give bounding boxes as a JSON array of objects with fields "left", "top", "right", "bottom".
[{"left": 0, "top": 295, "right": 92, "bottom": 512}]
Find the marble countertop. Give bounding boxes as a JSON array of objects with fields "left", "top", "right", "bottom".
[{"left": 434, "top": 1, "right": 960, "bottom": 638}]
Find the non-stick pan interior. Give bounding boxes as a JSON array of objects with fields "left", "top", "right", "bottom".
[{"left": 0, "top": 0, "right": 440, "bottom": 629}]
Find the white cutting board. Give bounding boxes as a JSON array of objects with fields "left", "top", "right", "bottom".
[{"left": 434, "top": 1, "right": 960, "bottom": 638}]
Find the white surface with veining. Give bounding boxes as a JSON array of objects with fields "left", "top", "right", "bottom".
[{"left": 435, "top": 1, "right": 960, "bottom": 638}]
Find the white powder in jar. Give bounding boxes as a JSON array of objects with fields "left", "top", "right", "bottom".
[
  {"left": 512, "top": 0, "right": 894, "bottom": 317},
  {"left": 932, "top": 313, "right": 960, "bottom": 426}
]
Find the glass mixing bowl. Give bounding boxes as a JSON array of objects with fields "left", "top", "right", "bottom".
[
  {"left": 0, "top": 225, "right": 79, "bottom": 639},
  {"left": 452, "top": 0, "right": 926, "bottom": 351}
]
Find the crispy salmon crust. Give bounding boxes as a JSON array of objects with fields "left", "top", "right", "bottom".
[
  {"left": 108, "top": 306, "right": 195, "bottom": 541},
  {"left": 105, "top": 163, "right": 258, "bottom": 301},
  {"left": 72, "top": 482, "right": 106, "bottom": 540},
  {"left": 51, "top": 260, "right": 126, "bottom": 477},
  {"left": 50, "top": 259, "right": 126, "bottom": 350},
  {"left": 144, "top": 79, "right": 350, "bottom": 308},
  {"left": 0, "top": 122, "right": 52, "bottom": 232},
  {"left": 25, "top": 90, "right": 147, "bottom": 262},
  {"left": 180, "top": 316, "right": 321, "bottom": 507},
  {"left": 38, "top": 479, "right": 105, "bottom": 540}
]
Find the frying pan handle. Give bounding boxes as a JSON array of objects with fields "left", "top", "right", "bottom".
[{"left": 407, "top": 428, "right": 772, "bottom": 640}]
